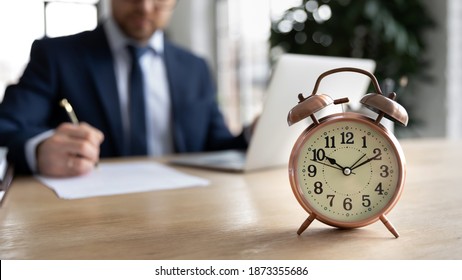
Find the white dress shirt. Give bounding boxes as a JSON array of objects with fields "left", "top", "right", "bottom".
[{"left": 104, "top": 18, "right": 173, "bottom": 156}]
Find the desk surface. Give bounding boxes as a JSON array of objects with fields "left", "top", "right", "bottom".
[{"left": 0, "top": 139, "right": 461, "bottom": 259}]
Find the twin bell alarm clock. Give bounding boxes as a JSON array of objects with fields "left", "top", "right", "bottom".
[{"left": 287, "top": 67, "right": 408, "bottom": 238}]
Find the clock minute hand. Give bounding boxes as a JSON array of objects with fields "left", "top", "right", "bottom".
[{"left": 350, "top": 153, "right": 381, "bottom": 171}]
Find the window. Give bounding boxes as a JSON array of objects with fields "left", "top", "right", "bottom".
[
  {"left": 44, "top": 0, "right": 99, "bottom": 38},
  {"left": 215, "top": 0, "right": 299, "bottom": 132},
  {"left": 0, "top": 0, "right": 99, "bottom": 100},
  {"left": 447, "top": 0, "right": 462, "bottom": 139}
]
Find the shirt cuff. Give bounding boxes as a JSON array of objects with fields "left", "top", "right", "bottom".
[{"left": 25, "top": 130, "right": 55, "bottom": 173}]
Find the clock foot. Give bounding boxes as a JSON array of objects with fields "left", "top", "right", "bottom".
[
  {"left": 380, "top": 215, "right": 400, "bottom": 238},
  {"left": 297, "top": 214, "right": 316, "bottom": 235}
]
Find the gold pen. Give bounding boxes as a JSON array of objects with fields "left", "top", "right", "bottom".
[
  {"left": 59, "top": 98, "right": 79, "bottom": 125},
  {"left": 59, "top": 98, "right": 100, "bottom": 168}
]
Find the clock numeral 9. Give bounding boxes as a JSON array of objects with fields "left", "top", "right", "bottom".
[{"left": 307, "top": 165, "right": 317, "bottom": 177}]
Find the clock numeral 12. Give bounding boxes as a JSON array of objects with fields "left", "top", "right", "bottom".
[
  {"left": 340, "top": 132, "right": 354, "bottom": 144},
  {"left": 324, "top": 132, "right": 359, "bottom": 148}
]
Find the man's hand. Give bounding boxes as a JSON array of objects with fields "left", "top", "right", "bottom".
[{"left": 37, "top": 122, "right": 104, "bottom": 177}]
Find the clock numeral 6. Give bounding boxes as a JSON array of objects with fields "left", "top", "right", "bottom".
[
  {"left": 343, "top": 198, "right": 352, "bottom": 211},
  {"left": 328, "top": 195, "right": 371, "bottom": 210}
]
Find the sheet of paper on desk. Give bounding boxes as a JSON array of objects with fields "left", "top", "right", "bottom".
[{"left": 36, "top": 162, "right": 209, "bottom": 199}]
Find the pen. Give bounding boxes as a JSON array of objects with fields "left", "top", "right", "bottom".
[
  {"left": 59, "top": 98, "right": 99, "bottom": 168},
  {"left": 60, "top": 98, "right": 79, "bottom": 125}
]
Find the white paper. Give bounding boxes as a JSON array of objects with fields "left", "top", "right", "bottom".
[
  {"left": 0, "top": 147, "right": 8, "bottom": 181},
  {"left": 36, "top": 161, "right": 209, "bottom": 199},
  {"left": 0, "top": 190, "right": 4, "bottom": 202}
]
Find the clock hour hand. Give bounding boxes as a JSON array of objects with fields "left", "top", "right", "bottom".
[
  {"left": 311, "top": 157, "right": 355, "bottom": 175},
  {"left": 325, "top": 156, "right": 347, "bottom": 170},
  {"left": 311, "top": 159, "right": 343, "bottom": 171}
]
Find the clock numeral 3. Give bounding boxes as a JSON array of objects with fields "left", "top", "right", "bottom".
[{"left": 380, "top": 165, "right": 389, "bottom": 177}]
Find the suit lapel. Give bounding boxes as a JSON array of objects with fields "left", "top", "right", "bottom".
[{"left": 84, "top": 26, "right": 126, "bottom": 155}]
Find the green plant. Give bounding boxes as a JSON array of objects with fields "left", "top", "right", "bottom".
[{"left": 270, "top": 0, "right": 435, "bottom": 134}]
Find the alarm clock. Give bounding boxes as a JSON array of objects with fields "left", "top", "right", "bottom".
[{"left": 287, "top": 67, "right": 408, "bottom": 238}]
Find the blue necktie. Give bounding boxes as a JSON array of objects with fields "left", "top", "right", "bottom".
[{"left": 127, "top": 45, "right": 149, "bottom": 155}]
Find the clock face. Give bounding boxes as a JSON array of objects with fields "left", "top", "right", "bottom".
[{"left": 289, "top": 113, "right": 405, "bottom": 228}]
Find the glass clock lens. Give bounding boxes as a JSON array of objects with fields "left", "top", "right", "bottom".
[{"left": 296, "top": 117, "right": 402, "bottom": 224}]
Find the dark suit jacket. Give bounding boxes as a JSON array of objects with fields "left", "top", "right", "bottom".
[{"left": 0, "top": 26, "right": 247, "bottom": 174}]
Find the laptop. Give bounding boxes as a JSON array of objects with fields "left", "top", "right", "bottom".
[{"left": 170, "top": 54, "right": 376, "bottom": 172}]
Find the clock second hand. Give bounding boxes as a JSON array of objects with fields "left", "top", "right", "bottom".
[{"left": 350, "top": 154, "right": 366, "bottom": 170}]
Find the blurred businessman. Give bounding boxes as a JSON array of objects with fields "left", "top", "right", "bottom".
[{"left": 0, "top": 0, "right": 247, "bottom": 177}]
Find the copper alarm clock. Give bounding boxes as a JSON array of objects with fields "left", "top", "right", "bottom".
[{"left": 287, "top": 67, "right": 408, "bottom": 238}]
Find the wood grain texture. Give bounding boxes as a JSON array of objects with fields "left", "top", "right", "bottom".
[{"left": 0, "top": 139, "right": 461, "bottom": 259}]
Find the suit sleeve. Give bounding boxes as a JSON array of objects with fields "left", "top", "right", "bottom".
[
  {"left": 200, "top": 60, "right": 248, "bottom": 151},
  {"left": 0, "top": 39, "right": 59, "bottom": 174}
]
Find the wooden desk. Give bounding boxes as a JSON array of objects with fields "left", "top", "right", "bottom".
[{"left": 0, "top": 139, "right": 461, "bottom": 259}]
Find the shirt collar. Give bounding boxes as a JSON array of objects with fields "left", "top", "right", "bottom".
[{"left": 103, "top": 17, "right": 164, "bottom": 54}]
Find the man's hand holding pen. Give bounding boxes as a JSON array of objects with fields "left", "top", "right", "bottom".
[
  {"left": 36, "top": 123, "right": 104, "bottom": 177},
  {"left": 35, "top": 99, "right": 104, "bottom": 177}
]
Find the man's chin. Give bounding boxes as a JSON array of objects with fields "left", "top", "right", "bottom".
[{"left": 127, "top": 30, "right": 155, "bottom": 43}]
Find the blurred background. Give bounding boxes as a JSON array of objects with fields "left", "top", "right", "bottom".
[{"left": 0, "top": 0, "right": 460, "bottom": 139}]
